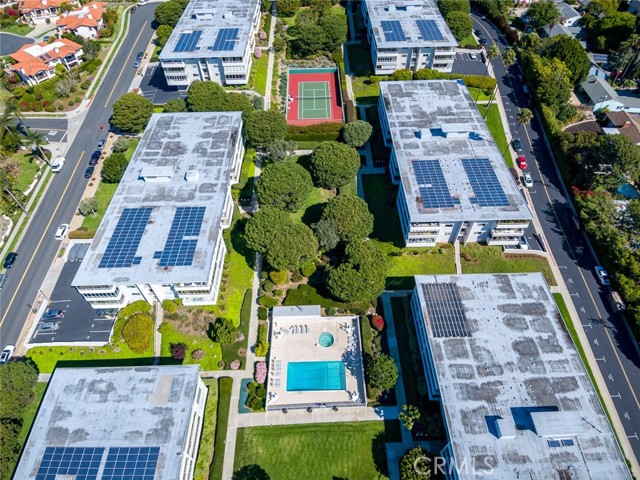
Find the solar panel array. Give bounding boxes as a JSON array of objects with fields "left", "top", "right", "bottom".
[
  {"left": 422, "top": 283, "right": 471, "bottom": 338},
  {"left": 381, "top": 20, "right": 407, "bottom": 42},
  {"left": 416, "top": 20, "right": 444, "bottom": 41},
  {"left": 211, "top": 28, "right": 239, "bottom": 51},
  {"left": 462, "top": 158, "right": 510, "bottom": 208},
  {"left": 173, "top": 31, "right": 202, "bottom": 52},
  {"left": 36, "top": 447, "right": 105, "bottom": 480},
  {"left": 158, "top": 206, "right": 206, "bottom": 267},
  {"left": 412, "top": 160, "right": 459, "bottom": 209},
  {"left": 593, "top": 53, "right": 609, "bottom": 64},
  {"left": 102, "top": 447, "right": 160, "bottom": 480},
  {"left": 98, "top": 208, "right": 152, "bottom": 269}
]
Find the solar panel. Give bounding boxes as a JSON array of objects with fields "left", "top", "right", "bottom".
[
  {"left": 158, "top": 206, "right": 206, "bottom": 267},
  {"left": 416, "top": 20, "right": 444, "bottom": 41},
  {"left": 36, "top": 447, "right": 105, "bottom": 480},
  {"left": 462, "top": 158, "right": 511, "bottom": 208},
  {"left": 173, "top": 30, "right": 202, "bottom": 53},
  {"left": 561, "top": 439, "right": 575, "bottom": 447},
  {"left": 548, "top": 440, "right": 562, "bottom": 448},
  {"left": 211, "top": 28, "right": 239, "bottom": 51},
  {"left": 593, "top": 53, "right": 609, "bottom": 64},
  {"left": 412, "top": 160, "right": 458, "bottom": 209},
  {"left": 381, "top": 20, "right": 407, "bottom": 42},
  {"left": 421, "top": 283, "right": 471, "bottom": 338},
  {"left": 98, "top": 207, "right": 152, "bottom": 269},
  {"left": 102, "top": 447, "right": 159, "bottom": 480}
]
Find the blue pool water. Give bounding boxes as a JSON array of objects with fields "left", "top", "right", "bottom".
[
  {"left": 286, "top": 361, "right": 346, "bottom": 391},
  {"left": 618, "top": 183, "right": 640, "bottom": 199}
]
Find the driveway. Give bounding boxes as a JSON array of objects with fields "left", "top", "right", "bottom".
[
  {"left": 451, "top": 52, "right": 487, "bottom": 76},
  {"left": 139, "top": 64, "right": 187, "bottom": 105},
  {"left": 0, "top": 32, "right": 33, "bottom": 56}
]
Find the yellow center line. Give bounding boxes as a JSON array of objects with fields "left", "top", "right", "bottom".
[
  {"left": 0, "top": 151, "right": 85, "bottom": 327},
  {"left": 104, "top": 21, "right": 148, "bottom": 109}
]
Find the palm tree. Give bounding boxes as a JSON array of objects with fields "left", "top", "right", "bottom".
[
  {"left": 23, "top": 129, "right": 50, "bottom": 166},
  {"left": 0, "top": 163, "right": 27, "bottom": 215},
  {"left": 484, "top": 48, "right": 516, "bottom": 117},
  {"left": 618, "top": 34, "right": 640, "bottom": 83},
  {"left": 517, "top": 108, "right": 534, "bottom": 131},
  {"left": 475, "top": 44, "right": 500, "bottom": 105}
]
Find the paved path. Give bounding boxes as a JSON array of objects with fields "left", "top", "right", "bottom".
[
  {"left": 152, "top": 303, "right": 162, "bottom": 365},
  {"left": 263, "top": 15, "right": 277, "bottom": 110},
  {"left": 454, "top": 240, "right": 462, "bottom": 274}
]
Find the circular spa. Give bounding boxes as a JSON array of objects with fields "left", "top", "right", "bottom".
[{"left": 318, "top": 332, "right": 335, "bottom": 348}]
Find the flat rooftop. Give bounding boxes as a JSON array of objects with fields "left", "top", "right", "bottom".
[
  {"left": 413, "top": 273, "right": 631, "bottom": 479},
  {"left": 160, "top": 0, "right": 259, "bottom": 60},
  {"left": 364, "top": 0, "right": 456, "bottom": 49},
  {"left": 14, "top": 365, "right": 202, "bottom": 480},
  {"left": 266, "top": 306, "right": 366, "bottom": 410},
  {"left": 73, "top": 112, "right": 242, "bottom": 287},
  {"left": 380, "top": 80, "right": 532, "bottom": 223}
]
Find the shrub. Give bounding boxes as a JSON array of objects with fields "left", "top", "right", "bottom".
[
  {"left": 258, "top": 306, "right": 268, "bottom": 320},
  {"left": 209, "top": 317, "right": 237, "bottom": 344},
  {"left": 254, "top": 361, "right": 267, "bottom": 383},
  {"left": 170, "top": 342, "right": 187, "bottom": 360},
  {"left": 326, "top": 307, "right": 336, "bottom": 316},
  {"left": 258, "top": 295, "right": 278, "bottom": 308},
  {"left": 255, "top": 342, "right": 270, "bottom": 357},
  {"left": 121, "top": 313, "right": 154, "bottom": 353},
  {"left": 291, "top": 271, "right": 303, "bottom": 283},
  {"left": 300, "top": 261, "right": 317, "bottom": 278},
  {"left": 111, "top": 137, "right": 130, "bottom": 153},
  {"left": 273, "top": 289, "right": 284, "bottom": 297},
  {"left": 78, "top": 197, "right": 98, "bottom": 216},
  {"left": 269, "top": 270, "right": 288, "bottom": 285},
  {"left": 230, "top": 359, "right": 241, "bottom": 370},
  {"left": 371, "top": 314, "right": 385, "bottom": 332},
  {"left": 191, "top": 349, "right": 205, "bottom": 360},
  {"left": 118, "top": 300, "right": 152, "bottom": 318},
  {"left": 162, "top": 299, "right": 178, "bottom": 313}
]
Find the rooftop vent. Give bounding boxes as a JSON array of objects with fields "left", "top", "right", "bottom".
[
  {"left": 415, "top": 130, "right": 422, "bottom": 139},
  {"left": 185, "top": 170, "right": 199, "bottom": 182},
  {"left": 223, "top": 10, "right": 233, "bottom": 18},
  {"left": 139, "top": 166, "right": 174, "bottom": 182},
  {"left": 441, "top": 123, "right": 474, "bottom": 138}
]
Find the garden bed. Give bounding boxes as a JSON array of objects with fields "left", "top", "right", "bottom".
[
  {"left": 209, "top": 377, "right": 232, "bottom": 480},
  {"left": 193, "top": 379, "right": 219, "bottom": 480}
]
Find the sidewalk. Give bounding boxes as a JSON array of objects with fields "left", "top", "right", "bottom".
[{"left": 263, "top": 13, "right": 277, "bottom": 110}]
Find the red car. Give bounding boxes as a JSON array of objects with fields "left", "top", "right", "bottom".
[{"left": 517, "top": 155, "right": 527, "bottom": 169}]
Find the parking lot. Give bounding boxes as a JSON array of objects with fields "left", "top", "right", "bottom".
[
  {"left": 139, "top": 64, "right": 187, "bottom": 105},
  {"left": 451, "top": 52, "right": 487, "bottom": 76},
  {"left": 28, "top": 244, "right": 115, "bottom": 345}
]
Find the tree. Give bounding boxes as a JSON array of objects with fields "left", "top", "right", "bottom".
[
  {"left": 111, "top": 93, "right": 154, "bottom": 133},
  {"left": 265, "top": 223, "right": 318, "bottom": 270},
  {"left": 390, "top": 69, "right": 413, "bottom": 81},
  {"left": 111, "top": 136, "right": 130, "bottom": 153},
  {"left": 476, "top": 44, "right": 499, "bottom": 106},
  {"left": 517, "top": 108, "right": 533, "bottom": 131},
  {"left": 309, "top": 141, "right": 360, "bottom": 189},
  {"left": 526, "top": 0, "right": 561, "bottom": 28},
  {"left": 326, "top": 240, "right": 386, "bottom": 302},
  {"left": 186, "top": 81, "right": 230, "bottom": 112},
  {"left": 224, "top": 92, "right": 254, "bottom": 119},
  {"left": 163, "top": 98, "right": 187, "bottom": 113},
  {"left": 122, "top": 313, "right": 154, "bottom": 353},
  {"left": 366, "top": 353, "right": 398, "bottom": 392},
  {"left": 245, "top": 110, "right": 287, "bottom": 147},
  {"left": 309, "top": 0, "right": 332, "bottom": 15},
  {"left": 267, "top": 139, "right": 297, "bottom": 162},
  {"left": 0, "top": 420, "right": 21, "bottom": 480},
  {"left": 278, "top": 0, "right": 301, "bottom": 16},
  {"left": 502, "top": 47, "right": 516, "bottom": 68},
  {"left": 0, "top": 360, "right": 38, "bottom": 418},
  {"left": 23, "top": 129, "right": 47, "bottom": 163},
  {"left": 209, "top": 317, "right": 237, "bottom": 344},
  {"left": 78, "top": 197, "right": 98, "bottom": 216},
  {"left": 101, "top": 152, "right": 129, "bottom": 183},
  {"left": 321, "top": 195, "right": 373, "bottom": 241},
  {"left": 438, "top": 0, "right": 470, "bottom": 17},
  {"left": 610, "top": 35, "right": 640, "bottom": 82},
  {"left": 526, "top": 55, "right": 573, "bottom": 112},
  {"left": 399, "top": 405, "right": 421, "bottom": 431},
  {"left": 342, "top": 120, "right": 372, "bottom": 148},
  {"left": 154, "top": 0, "right": 185, "bottom": 27},
  {"left": 256, "top": 162, "right": 313, "bottom": 212},
  {"left": 245, "top": 207, "right": 291, "bottom": 253},
  {"left": 317, "top": 14, "right": 348, "bottom": 52},
  {"left": 81, "top": 39, "right": 100, "bottom": 60},
  {"left": 399, "top": 446, "right": 432, "bottom": 480},
  {"left": 156, "top": 25, "right": 173, "bottom": 48},
  {"left": 589, "top": 135, "right": 640, "bottom": 190},
  {"left": 541, "top": 35, "right": 590, "bottom": 85},
  {"left": 312, "top": 218, "right": 340, "bottom": 251},
  {"left": 170, "top": 342, "right": 187, "bottom": 360},
  {"left": 290, "top": 24, "right": 326, "bottom": 57},
  {"left": 445, "top": 11, "right": 473, "bottom": 42}
]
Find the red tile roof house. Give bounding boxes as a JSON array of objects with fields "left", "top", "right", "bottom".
[
  {"left": 19, "top": 0, "right": 78, "bottom": 24},
  {"left": 56, "top": 2, "right": 105, "bottom": 39},
  {"left": 10, "top": 38, "right": 84, "bottom": 86}
]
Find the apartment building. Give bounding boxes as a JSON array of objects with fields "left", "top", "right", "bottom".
[
  {"left": 14, "top": 365, "right": 208, "bottom": 480},
  {"left": 411, "top": 273, "right": 632, "bottom": 480},
  {"left": 10, "top": 38, "right": 84, "bottom": 86},
  {"left": 361, "top": 0, "right": 457, "bottom": 74},
  {"left": 56, "top": 2, "right": 106, "bottom": 39},
  {"left": 19, "top": 0, "right": 77, "bottom": 23},
  {"left": 159, "top": 0, "right": 260, "bottom": 87},
  {"left": 72, "top": 112, "right": 244, "bottom": 309},
  {"left": 379, "top": 80, "right": 532, "bottom": 247}
]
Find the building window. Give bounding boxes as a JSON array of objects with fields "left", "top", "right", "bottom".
[{"left": 167, "top": 75, "right": 188, "bottom": 82}]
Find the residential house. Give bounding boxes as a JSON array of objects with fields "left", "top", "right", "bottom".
[
  {"left": 555, "top": 1, "right": 581, "bottom": 26},
  {"left": 10, "top": 38, "right": 83, "bottom": 86},
  {"left": 605, "top": 111, "right": 640, "bottom": 145},
  {"left": 19, "top": 0, "right": 76, "bottom": 24},
  {"left": 56, "top": 2, "right": 105, "bottom": 39},
  {"left": 580, "top": 72, "right": 640, "bottom": 114}
]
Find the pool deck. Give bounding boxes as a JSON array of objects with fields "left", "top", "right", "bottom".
[{"left": 266, "top": 307, "right": 366, "bottom": 410}]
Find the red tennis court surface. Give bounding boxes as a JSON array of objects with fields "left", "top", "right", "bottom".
[{"left": 287, "top": 68, "right": 344, "bottom": 126}]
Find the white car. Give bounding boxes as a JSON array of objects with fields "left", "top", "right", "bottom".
[
  {"left": 518, "top": 237, "right": 530, "bottom": 250},
  {"left": 51, "top": 155, "right": 65, "bottom": 173},
  {"left": 55, "top": 223, "right": 70, "bottom": 240},
  {"left": 0, "top": 345, "right": 15, "bottom": 364},
  {"left": 522, "top": 173, "right": 533, "bottom": 188}
]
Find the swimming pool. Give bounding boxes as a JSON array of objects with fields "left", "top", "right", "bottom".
[{"left": 286, "top": 361, "right": 346, "bottom": 391}]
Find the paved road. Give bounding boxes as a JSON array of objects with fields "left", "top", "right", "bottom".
[
  {"left": 472, "top": 13, "right": 640, "bottom": 464},
  {"left": 0, "top": 5, "right": 158, "bottom": 346},
  {"left": 0, "top": 32, "right": 33, "bottom": 56}
]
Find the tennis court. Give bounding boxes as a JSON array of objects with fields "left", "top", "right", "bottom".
[
  {"left": 298, "top": 81, "right": 331, "bottom": 120},
  {"left": 287, "top": 68, "right": 344, "bottom": 126}
]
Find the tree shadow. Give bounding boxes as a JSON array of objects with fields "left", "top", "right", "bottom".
[
  {"left": 229, "top": 215, "right": 255, "bottom": 270},
  {"left": 232, "top": 464, "right": 271, "bottom": 480},
  {"left": 300, "top": 202, "right": 325, "bottom": 226},
  {"left": 371, "top": 420, "right": 402, "bottom": 477}
]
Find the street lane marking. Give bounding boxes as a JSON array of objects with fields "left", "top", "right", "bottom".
[
  {"left": 596, "top": 357, "right": 606, "bottom": 362},
  {"left": 0, "top": 151, "right": 85, "bottom": 327},
  {"left": 104, "top": 21, "right": 148, "bottom": 108}
]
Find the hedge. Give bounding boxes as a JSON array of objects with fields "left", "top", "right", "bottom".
[
  {"left": 332, "top": 47, "right": 356, "bottom": 123},
  {"left": 286, "top": 132, "right": 341, "bottom": 142},
  {"left": 287, "top": 123, "right": 343, "bottom": 135},
  {"left": 413, "top": 68, "right": 497, "bottom": 91},
  {"left": 69, "top": 228, "right": 95, "bottom": 239},
  {"left": 118, "top": 300, "right": 152, "bottom": 319}
]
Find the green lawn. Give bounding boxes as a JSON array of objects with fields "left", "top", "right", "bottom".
[
  {"left": 290, "top": 186, "right": 334, "bottom": 224},
  {"left": 209, "top": 377, "right": 233, "bottom": 480},
  {"left": 249, "top": 53, "right": 269, "bottom": 96},
  {"left": 361, "top": 174, "right": 404, "bottom": 249},
  {"left": 346, "top": 43, "right": 380, "bottom": 104},
  {"left": 159, "top": 322, "right": 223, "bottom": 370},
  {"left": 194, "top": 379, "right": 219, "bottom": 480},
  {"left": 460, "top": 243, "right": 556, "bottom": 285},
  {"left": 467, "top": 86, "right": 492, "bottom": 102},
  {"left": 284, "top": 284, "right": 371, "bottom": 314},
  {"left": 233, "top": 149, "right": 256, "bottom": 201},
  {"left": 458, "top": 33, "right": 478, "bottom": 46},
  {"left": 16, "top": 382, "right": 47, "bottom": 447},
  {"left": 233, "top": 422, "right": 401, "bottom": 480},
  {"left": 477, "top": 104, "right": 512, "bottom": 167},
  {"left": 14, "top": 153, "right": 41, "bottom": 192},
  {"left": 0, "top": 23, "right": 34, "bottom": 35},
  {"left": 386, "top": 247, "right": 456, "bottom": 289}
]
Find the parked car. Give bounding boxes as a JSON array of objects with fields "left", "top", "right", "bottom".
[
  {"left": 0, "top": 273, "right": 6, "bottom": 290},
  {"left": 594, "top": 266, "right": 611, "bottom": 286},
  {"left": 0, "top": 345, "right": 14, "bottom": 364},
  {"left": 522, "top": 173, "right": 533, "bottom": 188},
  {"left": 474, "top": 29, "right": 482, "bottom": 36},
  {"left": 97, "top": 139, "right": 106, "bottom": 150},
  {"left": 51, "top": 155, "right": 65, "bottom": 173},
  {"left": 608, "top": 291, "right": 626, "bottom": 312},
  {"left": 518, "top": 237, "right": 529, "bottom": 250},
  {"left": 55, "top": 224, "right": 70, "bottom": 240},
  {"left": 37, "top": 321, "right": 59, "bottom": 332},
  {"left": 469, "top": 53, "right": 477, "bottom": 60},
  {"left": 136, "top": 52, "right": 144, "bottom": 61},
  {"left": 43, "top": 309, "right": 64, "bottom": 320},
  {"left": 479, "top": 37, "right": 488, "bottom": 45},
  {"left": 133, "top": 60, "right": 141, "bottom": 68},
  {"left": 85, "top": 166, "right": 95, "bottom": 178},
  {"left": 512, "top": 138, "right": 522, "bottom": 153},
  {"left": 3, "top": 252, "right": 17, "bottom": 269},
  {"left": 89, "top": 156, "right": 99, "bottom": 166},
  {"left": 131, "top": 5, "right": 137, "bottom": 12},
  {"left": 517, "top": 155, "right": 527, "bottom": 169}
]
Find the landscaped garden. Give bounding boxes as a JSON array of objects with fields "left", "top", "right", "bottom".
[
  {"left": 233, "top": 421, "right": 401, "bottom": 480},
  {"left": 477, "top": 103, "right": 512, "bottom": 167},
  {"left": 249, "top": 53, "right": 269, "bottom": 96},
  {"left": 209, "top": 377, "right": 232, "bottom": 480},
  {"left": 194, "top": 379, "right": 219, "bottom": 480}
]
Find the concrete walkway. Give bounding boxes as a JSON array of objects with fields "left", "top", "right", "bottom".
[
  {"left": 152, "top": 303, "right": 163, "bottom": 365},
  {"left": 263, "top": 13, "right": 277, "bottom": 110},
  {"left": 454, "top": 240, "right": 462, "bottom": 274}
]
